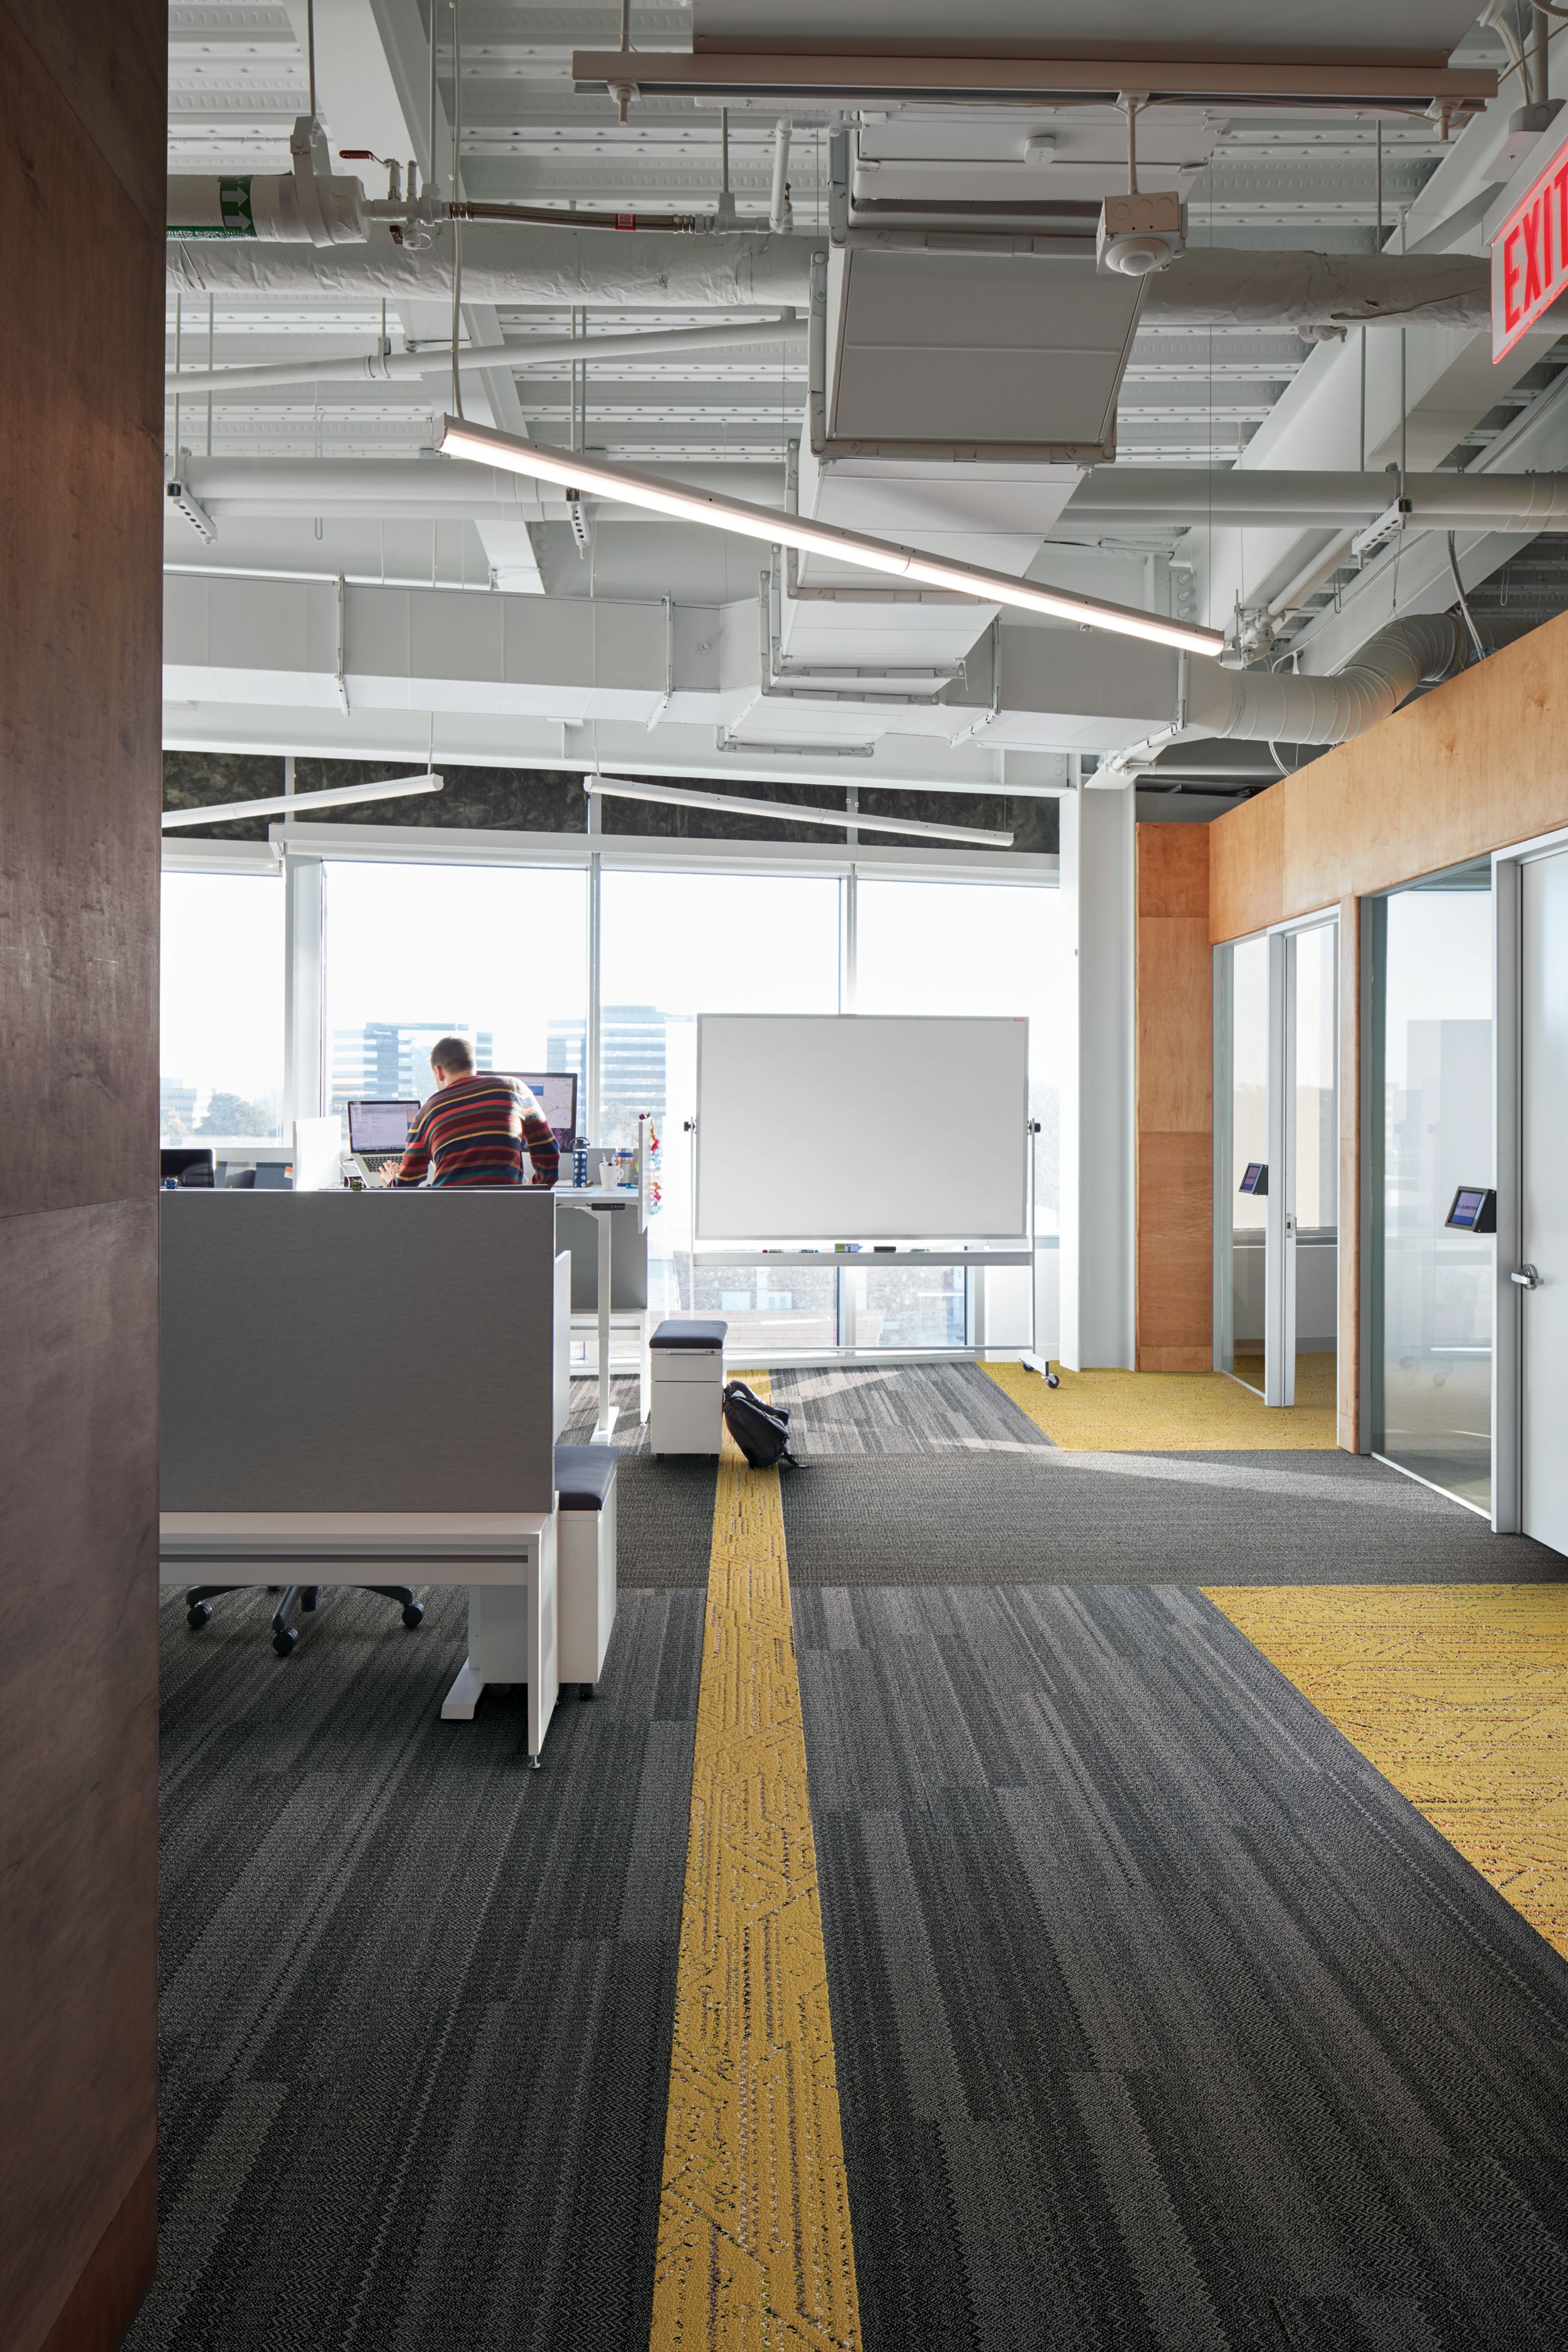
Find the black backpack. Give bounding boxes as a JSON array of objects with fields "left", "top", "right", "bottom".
[{"left": 722, "top": 1380, "right": 800, "bottom": 1470}]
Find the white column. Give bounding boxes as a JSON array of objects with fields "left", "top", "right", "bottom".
[
  {"left": 1057, "top": 785, "right": 1136, "bottom": 1371},
  {"left": 282, "top": 852, "right": 324, "bottom": 1130}
]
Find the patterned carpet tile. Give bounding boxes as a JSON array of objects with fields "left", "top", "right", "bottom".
[
  {"left": 1208, "top": 1582, "right": 1568, "bottom": 1962},
  {"left": 984, "top": 1357, "right": 1340, "bottom": 1451},
  {"left": 130, "top": 1584, "right": 702, "bottom": 2352},
  {"left": 767, "top": 1362, "right": 1052, "bottom": 1457},
  {"left": 776, "top": 1449, "right": 1561, "bottom": 1587},
  {"left": 796, "top": 1582, "right": 1568, "bottom": 2352},
  {"left": 650, "top": 1377, "right": 862, "bottom": 2351}
]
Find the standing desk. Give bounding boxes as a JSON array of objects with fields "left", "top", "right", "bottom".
[{"left": 556, "top": 1184, "right": 638, "bottom": 1442}]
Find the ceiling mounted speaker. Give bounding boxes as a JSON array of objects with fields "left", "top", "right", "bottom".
[{"left": 1097, "top": 191, "right": 1186, "bottom": 278}]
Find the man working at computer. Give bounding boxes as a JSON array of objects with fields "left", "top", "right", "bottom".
[{"left": 383, "top": 1036, "right": 559, "bottom": 1189}]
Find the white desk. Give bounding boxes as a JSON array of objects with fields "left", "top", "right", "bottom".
[
  {"left": 160, "top": 1508, "right": 559, "bottom": 1764},
  {"left": 556, "top": 1185, "right": 638, "bottom": 1443}
]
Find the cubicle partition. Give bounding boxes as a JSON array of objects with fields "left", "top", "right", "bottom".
[{"left": 161, "top": 1190, "right": 558, "bottom": 1513}]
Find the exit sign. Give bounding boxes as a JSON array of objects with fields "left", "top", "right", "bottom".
[{"left": 1491, "top": 125, "right": 1568, "bottom": 359}]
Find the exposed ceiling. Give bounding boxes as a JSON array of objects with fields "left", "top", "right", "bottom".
[{"left": 164, "top": 2, "right": 1568, "bottom": 808}]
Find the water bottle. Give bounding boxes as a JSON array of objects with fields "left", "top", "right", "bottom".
[{"left": 573, "top": 1140, "right": 588, "bottom": 1189}]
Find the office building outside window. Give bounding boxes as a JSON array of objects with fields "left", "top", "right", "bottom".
[{"left": 161, "top": 870, "right": 285, "bottom": 1143}]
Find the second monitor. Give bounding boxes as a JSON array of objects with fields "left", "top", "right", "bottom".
[{"left": 487, "top": 1071, "right": 579, "bottom": 1161}]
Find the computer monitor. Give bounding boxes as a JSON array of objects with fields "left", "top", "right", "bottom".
[
  {"left": 347, "top": 1099, "right": 420, "bottom": 1153},
  {"left": 161, "top": 1147, "right": 215, "bottom": 1187},
  {"left": 488, "top": 1072, "right": 579, "bottom": 1158}
]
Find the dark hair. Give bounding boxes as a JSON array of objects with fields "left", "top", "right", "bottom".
[{"left": 430, "top": 1034, "right": 474, "bottom": 1074}]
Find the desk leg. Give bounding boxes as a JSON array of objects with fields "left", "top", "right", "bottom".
[
  {"left": 527, "top": 1518, "right": 559, "bottom": 1766},
  {"left": 593, "top": 1207, "right": 618, "bottom": 1444},
  {"left": 442, "top": 1658, "right": 485, "bottom": 1719}
]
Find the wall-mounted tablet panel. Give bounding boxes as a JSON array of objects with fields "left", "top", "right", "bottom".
[
  {"left": 1445, "top": 1184, "right": 1497, "bottom": 1233},
  {"left": 696, "top": 1013, "right": 1029, "bottom": 1242},
  {"left": 1239, "top": 1162, "right": 1269, "bottom": 1196}
]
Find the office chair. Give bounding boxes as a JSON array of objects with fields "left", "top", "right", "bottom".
[{"left": 185, "top": 1581, "right": 425, "bottom": 1657}]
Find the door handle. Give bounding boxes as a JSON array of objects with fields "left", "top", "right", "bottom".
[{"left": 1512, "top": 1264, "right": 1541, "bottom": 1290}]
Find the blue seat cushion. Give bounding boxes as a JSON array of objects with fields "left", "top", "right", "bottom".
[
  {"left": 650, "top": 1318, "right": 728, "bottom": 1350},
  {"left": 554, "top": 1443, "right": 618, "bottom": 1512}
]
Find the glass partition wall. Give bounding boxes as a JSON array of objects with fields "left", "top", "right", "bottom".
[
  {"left": 1368, "top": 864, "right": 1494, "bottom": 1510},
  {"left": 1214, "top": 918, "right": 1338, "bottom": 1406}
]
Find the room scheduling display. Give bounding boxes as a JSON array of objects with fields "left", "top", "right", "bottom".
[
  {"left": 1239, "top": 1162, "right": 1268, "bottom": 1195},
  {"left": 1445, "top": 1185, "right": 1496, "bottom": 1233}
]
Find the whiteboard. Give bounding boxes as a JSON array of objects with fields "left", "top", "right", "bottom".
[{"left": 696, "top": 1014, "right": 1029, "bottom": 1242}]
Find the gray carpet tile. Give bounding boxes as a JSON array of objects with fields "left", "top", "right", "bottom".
[
  {"left": 795, "top": 1582, "right": 1568, "bottom": 2352},
  {"left": 768, "top": 1361, "right": 1053, "bottom": 1456},
  {"left": 129, "top": 1582, "right": 701, "bottom": 2352},
  {"left": 564, "top": 1377, "right": 715, "bottom": 1585},
  {"left": 779, "top": 1448, "right": 1565, "bottom": 1584}
]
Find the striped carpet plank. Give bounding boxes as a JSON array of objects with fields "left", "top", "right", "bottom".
[{"left": 797, "top": 1582, "right": 1568, "bottom": 2352}]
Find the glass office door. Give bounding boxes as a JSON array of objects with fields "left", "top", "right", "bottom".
[{"left": 1215, "top": 917, "right": 1338, "bottom": 1406}]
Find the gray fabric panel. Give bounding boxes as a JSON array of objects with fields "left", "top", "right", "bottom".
[
  {"left": 127, "top": 1582, "right": 701, "bottom": 2352},
  {"left": 159, "top": 1190, "right": 556, "bottom": 1512},
  {"left": 797, "top": 1582, "right": 1568, "bottom": 2352},
  {"left": 768, "top": 1362, "right": 1054, "bottom": 1455},
  {"left": 780, "top": 1449, "right": 1566, "bottom": 1584}
]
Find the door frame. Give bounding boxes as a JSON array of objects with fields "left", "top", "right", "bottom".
[
  {"left": 1491, "top": 820, "right": 1568, "bottom": 1534},
  {"left": 1213, "top": 903, "right": 1340, "bottom": 1407}
]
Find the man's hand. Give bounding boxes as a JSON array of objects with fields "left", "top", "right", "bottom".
[{"left": 379, "top": 1164, "right": 401, "bottom": 1188}]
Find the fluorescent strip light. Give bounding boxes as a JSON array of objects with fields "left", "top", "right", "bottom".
[
  {"left": 161, "top": 773, "right": 444, "bottom": 829},
  {"left": 587, "top": 774, "right": 1012, "bottom": 847},
  {"left": 437, "top": 416, "right": 1224, "bottom": 659}
]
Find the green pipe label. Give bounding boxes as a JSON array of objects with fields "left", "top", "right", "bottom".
[{"left": 168, "top": 179, "right": 257, "bottom": 238}]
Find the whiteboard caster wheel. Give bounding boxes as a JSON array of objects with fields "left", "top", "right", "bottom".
[{"left": 1046, "top": 1372, "right": 1061, "bottom": 1389}]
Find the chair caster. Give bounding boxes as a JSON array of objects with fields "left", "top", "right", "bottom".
[
  {"left": 187, "top": 1602, "right": 213, "bottom": 1630},
  {"left": 273, "top": 1625, "right": 300, "bottom": 1657},
  {"left": 1046, "top": 1372, "right": 1061, "bottom": 1389},
  {"left": 401, "top": 1602, "right": 425, "bottom": 1629},
  {"left": 301, "top": 1589, "right": 319, "bottom": 1611}
]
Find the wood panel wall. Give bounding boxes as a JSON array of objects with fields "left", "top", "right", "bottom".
[
  {"left": 1208, "top": 605, "right": 1568, "bottom": 941},
  {"left": 1, "top": 5, "right": 165, "bottom": 2348},
  {"left": 1135, "top": 825, "right": 1214, "bottom": 1372}
]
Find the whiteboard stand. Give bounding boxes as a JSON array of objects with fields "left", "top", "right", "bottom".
[{"left": 1017, "top": 1121, "right": 1061, "bottom": 1387}]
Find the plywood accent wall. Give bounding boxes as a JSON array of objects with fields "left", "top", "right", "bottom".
[
  {"left": 0, "top": 3, "right": 165, "bottom": 2346},
  {"left": 1135, "top": 825, "right": 1213, "bottom": 1372},
  {"left": 1208, "top": 605, "right": 1568, "bottom": 942}
]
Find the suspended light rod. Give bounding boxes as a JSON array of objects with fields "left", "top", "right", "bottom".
[
  {"left": 586, "top": 774, "right": 1013, "bottom": 847},
  {"left": 161, "top": 773, "right": 444, "bottom": 829},
  {"left": 437, "top": 415, "right": 1224, "bottom": 658}
]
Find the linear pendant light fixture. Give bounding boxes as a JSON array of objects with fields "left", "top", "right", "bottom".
[
  {"left": 437, "top": 415, "right": 1224, "bottom": 658},
  {"left": 161, "top": 773, "right": 444, "bottom": 829},
  {"left": 587, "top": 773, "right": 1013, "bottom": 846}
]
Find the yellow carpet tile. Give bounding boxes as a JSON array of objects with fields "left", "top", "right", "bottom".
[
  {"left": 1206, "top": 1583, "right": 1568, "bottom": 1961},
  {"left": 649, "top": 1376, "right": 862, "bottom": 2352},
  {"left": 983, "top": 1357, "right": 1338, "bottom": 1452}
]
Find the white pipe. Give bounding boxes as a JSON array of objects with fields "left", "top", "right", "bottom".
[
  {"left": 1064, "top": 470, "right": 1568, "bottom": 529},
  {"left": 769, "top": 120, "right": 792, "bottom": 234},
  {"left": 172, "top": 455, "right": 787, "bottom": 519},
  {"left": 164, "top": 315, "right": 805, "bottom": 398},
  {"left": 1102, "top": 613, "right": 1463, "bottom": 777},
  {"left": 588, "top": 774, "right": 1011, "bottom": 847},
  {"left": 161, "top": 773, "right": 444, "bottom": 828},
  {"left": 1142, "top": 246, "right": 1500, "bottom": 332},
  {"left": 166, "top": 224, "right": 815, "bottom": 307}
]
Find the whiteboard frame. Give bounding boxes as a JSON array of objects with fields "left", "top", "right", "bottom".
[{"left": 694, "top": 1012, "right": 1031, "bottom": 1245}]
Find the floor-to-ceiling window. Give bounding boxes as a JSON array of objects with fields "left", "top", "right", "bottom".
[
  {"left": 1369, "top": 862, "right": 1493, "bottom": 1510},
  {"left": 160, "top": 869, "right": 286, "bottom": 1145},
  {"left": 599, "top": 865, "right": 844, "bottom": 1352},
  {"left": 320, "top": 859, "right": 588, "bottom": 1135}
]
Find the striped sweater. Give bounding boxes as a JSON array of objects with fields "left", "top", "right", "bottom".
[{"left": 391, "top": 1074, "right": 559, "bottom": 1189}]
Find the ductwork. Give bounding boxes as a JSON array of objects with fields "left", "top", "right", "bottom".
[
  {"left": 1101, "top": 613, "right": 1465, "bottom": 779},
  {"left": 164, "top": 230, "right": 1519, "bottom": 336},
  {"left": 166, "top": 224, "right": 816, "bottom": 309}
]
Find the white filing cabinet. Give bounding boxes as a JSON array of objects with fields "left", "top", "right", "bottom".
[{"left": 648, "top": 1318, "right": 728, "bottom": 1456}]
